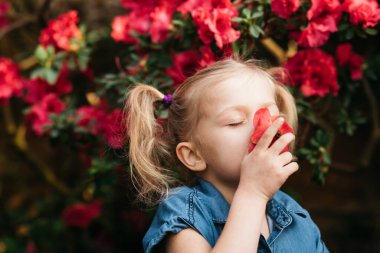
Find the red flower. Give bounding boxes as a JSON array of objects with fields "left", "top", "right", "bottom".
[
  {"left": 166, "top": 50, "right": 201, "bottom": 87},
  {"left": 199, "top": 45, "right": 216, "bottom": 67},
  {"left": 111, "top": 13, "right": 150, "bottom": 44},
  {"left": 112, "top": 0, "right": 182, "bottom": 44},
  {"left": 24, "top": 67, "right": 72, "bottom": 104},
  {"left": 271, "top": 0, "right": 301, "bottom": 19},
  {"left": 191, "top": 4, "right": 240, "bottom": 48},
  {"left": 0, "top": 1, "right": 10, "bottom": 29},
  {"left": 335, "top": 43, "right": 364, "bottom": 80},
  {"left": 0, "top": 57, "right": 24, "bottom": 104},
  {"left": 284, "top": 49, "right": 339, "bottom": 97},
  {"left": 342, "top": 0, "right": 380, "bottom": 28},
  {"left": 76, "top": 106, "right": 125, "bottom": 148},
  {"left": 335, "top": 43, "right": 352, "bottom": 66},
  {"left": 149, "top": 4, "right": 173, "bottom": 43},
  {"left": 61, "top": 199, "right": 102, "bottom": 228},
  {"left": 39, "top": 10, "right": 82, "bottom": 51},
  {"left": 348, "top": 54, "right": 364, "bottom": 80},
  {"left": 26, "top": 93, "right": 66, "bottom": 136},
  {"left": 102, "top": 109, "right": 125, "bottom": 149},
  {"left": 298, "top": 0, "right": 341, "bottom": 48},
  {"left": 25, "top": 241, "right": 37, "bottom": 253},
  {"left": 177, "top": 0, "right": 232, "bottom": 16},
  {"left": 76, "top": 106, "right": 107, "bottom": 135},
  {"left": 248, "top": 108, "right": 293, "bottom": 153}
]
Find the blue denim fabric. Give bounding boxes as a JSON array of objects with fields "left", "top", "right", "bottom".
[{"left": 143, "top": 178, "right": 329, "bottom": 253}]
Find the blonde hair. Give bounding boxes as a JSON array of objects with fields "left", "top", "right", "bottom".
[{"left": 125, "top": 57, "right": 298, "bottom": 206}]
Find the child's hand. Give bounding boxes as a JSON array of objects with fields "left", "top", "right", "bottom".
[
  {"left": 239, "top": 117, "right": 298, "bottom": 201},
  {"left": 248, "top": 108, "right": 293, "bottom": 153}
]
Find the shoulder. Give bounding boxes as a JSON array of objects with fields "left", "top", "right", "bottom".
[
  {"left": 272, "top": 190, "right": 308, "bottom": 214},
  {"left": 143, "top": 185, "right": 215, "bottom": 253}
]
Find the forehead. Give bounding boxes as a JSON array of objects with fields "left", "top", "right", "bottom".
[{"left": 200, "top": 71, "right": 276, "bottom": 116}]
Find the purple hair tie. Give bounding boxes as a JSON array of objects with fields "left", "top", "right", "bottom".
[{"left": 162, "top": 94, "right": 173, "bottom": 107}]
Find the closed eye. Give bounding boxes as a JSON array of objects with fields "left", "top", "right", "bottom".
[{"left": 228, "top": 121, "right": 244, "bottom": 127}]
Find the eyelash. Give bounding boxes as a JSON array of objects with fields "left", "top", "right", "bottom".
[{"left": 228, "top": 121, "right": 244, "bottom": 127}]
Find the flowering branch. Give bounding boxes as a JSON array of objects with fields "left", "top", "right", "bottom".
[{"left": 0, "top": 15, "right": 35, "bottom": 40}]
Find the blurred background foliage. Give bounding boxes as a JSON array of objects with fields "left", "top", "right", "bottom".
[{"left": 0, "top": 0, "right": 379, "bottom": 252}]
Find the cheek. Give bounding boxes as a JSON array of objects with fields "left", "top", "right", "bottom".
[{"left": 202, "top": 129, "right": 251, "bottom": 161}]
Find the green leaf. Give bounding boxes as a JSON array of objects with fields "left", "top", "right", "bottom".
[
  {"left": 249, "top": 25, "right": 262, "bottom": 38},
  {"left": 242, "top": 8, "right": 252, "bottom": 18},
  {"left": 251, "top": 11, "right": 263, "bottom": 19},
  {"left": 365, "top": 28, "right": 378, "bottom": 35},
  {"left": 338, "top": 23, "right": 349, "bottom": 31},
  {"left": 232, "top": 17, "right": 244, "bottom": 23},
  {"left": 322, "top": 152, "right": 331, "bottom": 165},
  {"left": 35, "top": 45, "right": 48, "bottom": 62},
  {"left": 345, "top": 29, "right": 354, "bottom": 40},
  {"left": 44, "top": 68, "right": 59, "bottom": 84}
]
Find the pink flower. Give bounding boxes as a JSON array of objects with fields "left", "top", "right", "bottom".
[
  {"left": 177, "top": 0, "right": 232, "bottom": 16},
  {"left": 335, "top": 43, "right": 364, "bottom": 80},
  {"left": 298, "top": 0, "right": 341, "bottom": 48},
  {"left": 0, "top": 1, "right": 10, "bottom": 29},
  {"left": 26, "top": 93, "right": 66, "bottom": 136},
  {"left": 61, "top": 199, "right": 102, "bottom": 228},
  {"left": 76, "top": 106, "right": 107, "bottom": 135},
  {"left": 111, "top": 13, "right": 150, "bottom": 44},
  {"left": 285, "top": 49, "right": 339, "bottom": 97},
  {"left": 112, "top": 0, "right": 182, "bottom": 44},
  {"left": 191, "top": 3, "right": 240, "bottom": 48},
  {"left": 24, "top": 67, "right": 72, "bottom": 104},
  {"left": 271, "top": 0, "right": 301, "bottom": 19},
  {"left": 298, "top": 14, "right": 339, "bottom": 48},
  {"left": 306, "top": 0, "right": 341, "bottom": 20},
  {"left": 342, "top": 0, "right": 380, "bottom": 28},
  {"left": 349, "top": 54, "right": 364, "bottom": 80},
  {"left": 76, "top": 106, "right": 125, "bottom": 148},
  {"left": 0, "top": 57, "right": 24, "bottom": 104},
  {"left": 103, "top": 109, "right": 125, "bottom": 149},
  {"left": 149, "top": 4, "right": 173, "bottom": 43},
  {"left": 199, "top": 45, "right": 216, "bottom": 67},
  {"left": 39, "top": 10, "right": 82, "bottom": 51},
  {"left": 335, "top": 43, "right": 352, "bottom": 66},
  {"left": 166, "top": 50, "right": 201, "bottom": 87}
]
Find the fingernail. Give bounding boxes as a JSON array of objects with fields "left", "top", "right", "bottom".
[{"left": 277, "top": 117, "right": 284, "bottom": 124}]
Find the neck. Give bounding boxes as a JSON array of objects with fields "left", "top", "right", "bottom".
[{"left": 200, "top": 175, "right": 238, "bottom": 204}]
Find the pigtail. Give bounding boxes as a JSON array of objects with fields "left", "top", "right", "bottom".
[{"left": 125, "top": 84, "right": 175, "bottom": 206}]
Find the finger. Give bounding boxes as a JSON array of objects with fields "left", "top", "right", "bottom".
[
  {"left": 255, "top": 117, "right": 284, "bottom": 151},
  {"left": 283, "top": 162, "right": 299, "bottom": 176},
  {"left": 277, "top": 152, "right": 293, "bottom": 166},
  {"left": 268, "top": 133, "right": 295, "bottom": 155}
]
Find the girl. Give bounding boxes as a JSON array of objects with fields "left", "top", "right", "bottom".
[{"left": 125, "top": 58, "right": 329, "bottom": 253}]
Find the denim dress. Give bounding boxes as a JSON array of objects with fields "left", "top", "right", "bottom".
[{"left": 143, "top": 178, "right": 329, "bottom": 253}]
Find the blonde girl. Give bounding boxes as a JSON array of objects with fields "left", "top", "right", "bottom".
[{"left": 126, "top": 58, "right": 329, "bottom": 253}]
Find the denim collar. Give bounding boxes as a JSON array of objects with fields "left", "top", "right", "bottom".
[{"left": 195, "top": 177, "right": 292, "bottom": 228}]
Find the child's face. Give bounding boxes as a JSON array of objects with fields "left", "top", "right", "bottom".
[{"left": 195, "top": 73, "right": 279, "bottom": 190}]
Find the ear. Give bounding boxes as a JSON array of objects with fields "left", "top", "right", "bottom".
[{"left": 176, "top": 142, "right": 206, "bottom": 172}]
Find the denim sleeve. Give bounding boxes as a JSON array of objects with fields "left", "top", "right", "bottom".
[
  {"left": 309, "top": 210, "right": 330, "bottom": 253},
  {"left": 273, "top": 191, "right": 330, "bottom": 252},
  {"left": 143, "top": 189, "right": 215, "bottom": 253},
  {"left": 294, "top": 208, "right": 330, "bottom": 253}
]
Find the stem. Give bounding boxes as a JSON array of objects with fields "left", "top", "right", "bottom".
[
  {"left": 259, "top": 38, "right": 286, "bottom": 64},
  {"left": 37, "top": 0, "right": 53, "bottom": 27},
  {"left": 0, "top": 15, "right": 36, "bottom": 40}
]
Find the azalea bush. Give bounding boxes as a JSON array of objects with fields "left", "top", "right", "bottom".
[{"left": 0, "top": 0, "right": 379, "bottom": 252}]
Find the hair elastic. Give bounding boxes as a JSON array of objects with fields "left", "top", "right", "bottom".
[{"left": 162, "top": 94, "right": 173, "bottom": 107}]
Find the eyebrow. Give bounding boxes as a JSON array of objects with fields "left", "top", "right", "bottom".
[{"left": 217, "top": 101, "right": 277, "bottom": 117}]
